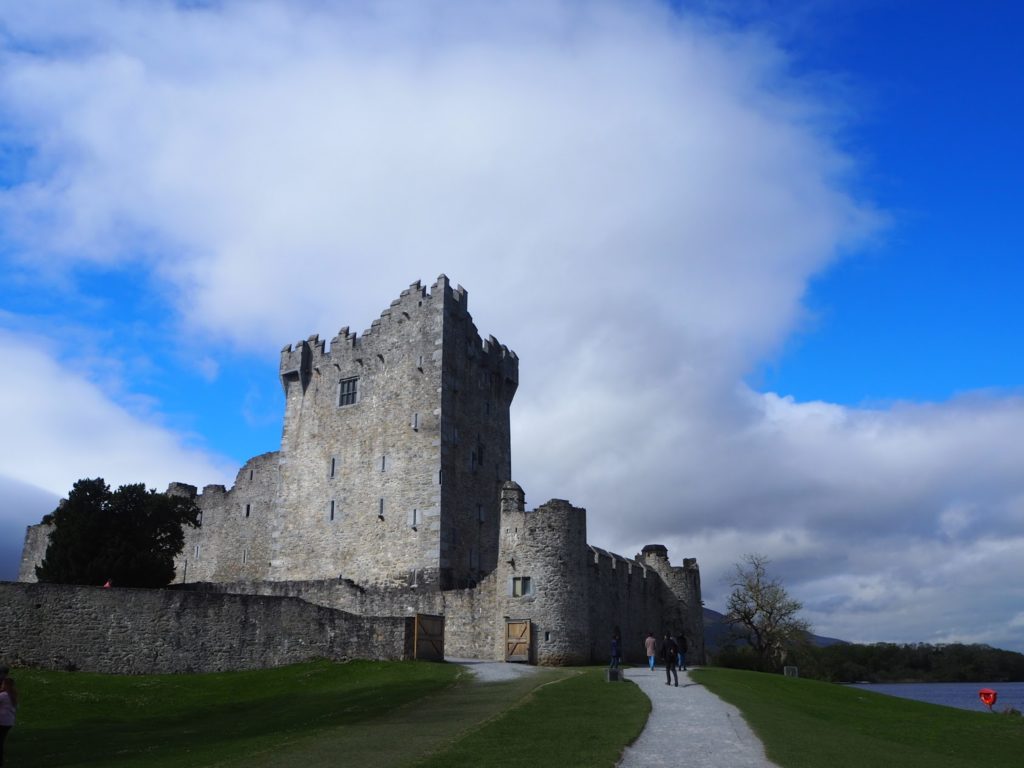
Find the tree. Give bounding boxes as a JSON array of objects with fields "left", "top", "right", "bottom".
[
  {"left": 725, "top": 553, "right": 811, "bottom": 669},
  {"left": 36, "top": 477, "right": 201, "bottom": 588}
]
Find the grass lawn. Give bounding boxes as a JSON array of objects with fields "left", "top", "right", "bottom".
[
  {"left": 6, "top": 662, "right": 649, "bottom": 768},
  {"left": 413, "top": 667, "right": 650, "bottom": 768},
  {"left": 693, "top": 667, "right": 1024, "bottom": 768}
]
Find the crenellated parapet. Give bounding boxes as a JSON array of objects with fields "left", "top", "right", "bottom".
[
  {"left": 278, "top": 275, "right": 518, "bottom": 394},
  {"left": 588, "top": 546, "right": 651, "bottom": 581}
]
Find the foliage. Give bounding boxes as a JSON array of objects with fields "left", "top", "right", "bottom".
[
  {"left": 35, "top": 477, "right": 201, "bottom": 588},
  {"left": 694, "top": 666, "right": 1024, "bottom": 768},
  {"left": 724, "top": 553, "right": 811, "bottom": 670},
  {"left": 795, "top": 641, "right": 1024, "bottom": 683}
]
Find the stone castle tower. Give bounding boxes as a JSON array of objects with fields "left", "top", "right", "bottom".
[
  {"left": 18, "top": 274, "right": 705, "bottom": 667},
  {"left": 172, "top": 275, "right": 518, "bottom": 590}
]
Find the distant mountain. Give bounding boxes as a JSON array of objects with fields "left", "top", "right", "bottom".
[{"left": 703, "top": 607, "right": 845, "bottom": 654}]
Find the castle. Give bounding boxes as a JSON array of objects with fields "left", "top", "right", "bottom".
[{"left": 18, "top": 275, "right": 704, "bottom": 667}]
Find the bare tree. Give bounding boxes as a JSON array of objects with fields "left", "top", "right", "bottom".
[{"left": 726, "top": 553, "right": 810, "bottom": 668}]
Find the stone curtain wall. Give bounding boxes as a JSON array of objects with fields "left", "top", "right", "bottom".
[
  {"left": 0, "top": 582, "right": 411, "bottom": 674},
  {"left": 173, "top": 451, "right": 281, "bottom": 584},
  {"left": 586, "top": 547, "right": 671, "bottom": 666},
  {"left": 183, "top": 572, "right": 501, "bottom": 660}
]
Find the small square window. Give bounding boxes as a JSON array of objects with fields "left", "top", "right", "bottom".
[{"left": 512, "top": 576, "right": 532, "bottom": 597}]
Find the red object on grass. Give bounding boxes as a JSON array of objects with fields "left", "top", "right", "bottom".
[{"left": 978, "top": 688, "right": 997, "bottom": 710}]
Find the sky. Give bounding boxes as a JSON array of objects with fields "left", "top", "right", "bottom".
[{"left": 1, "top": 0, "right": 1022, "bottom": 650}]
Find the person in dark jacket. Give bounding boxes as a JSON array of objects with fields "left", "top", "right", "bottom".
[
  {"left": 661, "top": 633, "right": 679, "bottom": 686},
  {"left": 610, "top": 630, "right": 622, "bottom": 669},
  {"left": 676, "top": 632, "right": 688, "bottom": 671}
]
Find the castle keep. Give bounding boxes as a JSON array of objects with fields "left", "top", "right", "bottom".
[{"left": 17, "top": 275, "right": 704, "bottom": 669}]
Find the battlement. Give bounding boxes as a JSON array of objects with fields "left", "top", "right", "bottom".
[
  {"left": 279, "top": 275, "right": 517, "bottom": 392},
  {"left": 589, "top": 546, "right": 651, "bottom": 579}
]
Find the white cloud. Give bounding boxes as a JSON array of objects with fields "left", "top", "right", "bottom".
[
  {"left": 2, "top": 1, "right": 1024, "bottom": 651},
  {"left": 0, "top": 330, "right": 236, "bottom": 498}
]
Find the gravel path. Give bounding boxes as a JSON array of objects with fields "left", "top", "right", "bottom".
[
  {"left": 450, "top": 659, "right": 777, "bottom": 767},
  {"left": 617, "top": 666, "right": 780, "bottom": 768},
  {"left": 449, "top": 658, "right": 544, "bottom": 683}
]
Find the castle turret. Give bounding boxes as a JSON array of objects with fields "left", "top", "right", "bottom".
[{"left": 497, "top": 485, "right": 591, "bottom": 665}]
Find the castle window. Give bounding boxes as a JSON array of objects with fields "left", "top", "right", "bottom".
[
  {"left": 477, "top": 503, "right": 485, "bottom": 522},
  {"left": 329, "top": 500, "right": 336, "bottom": 521},
  {"left": 242, "top": 549, "right": 248, "bottom": 564},
  {"left": 470, "top": 547, "right": 479, "bottom": 569},
  {"left": 245, "top": 503, "right": 251, "bottom": 518},
  {"left": 411, "top": 412, "right": 419, "bottom": 431},
  {"left": 330, "top": 457, "right": 336, "bottom": 478},
  {"left": 197, "top": 511, "right": 203, "bottom": 527},
  {"left": 512, "top": 576, "right": 532, "bottom": 597},
  {"left": 417, "top": 355, "right": 424, "bottom": 371},
  {"left": 410, "top": 508, "right": 419, "bottom": 528},
  {"left": 194, "top": 544, "right": 201, "bottom": 559},
  {"left": 338, "top": 377, "right": 358, "bottom": 406},
  {"left": 378, "top": 497, "right": 385, "bottom": 519},
  {"left": 545, "top": 631, "right": 551, "bottom": 642},
  {"left": 249, "top": 469, "right": 254, "bottom": 481},
  {"left": 381, "top": 455, "right": 387, "bottom": 472}
]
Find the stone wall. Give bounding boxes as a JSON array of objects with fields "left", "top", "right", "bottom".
[
  {"left": 173, "top": 451, "right": 280, "bottom": 583},
  {"left": 182, "top": 572, "right": 500, "bottom": 660},
  {"left": 17, "top": 521, "right": 52, "bottom": 582},
  {"left": 586, "top": 547, "right": 669, "bottom": 665},
  {"left": 0, "top": 582, "right": 412, "bottom": 674},
  {"left": 170, "top": 274, "right": 520, "bottom": 590}
]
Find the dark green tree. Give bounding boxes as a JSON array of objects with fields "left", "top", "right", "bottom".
[{"left": 36, "top": 477, "right": 201, "bottom": 588}]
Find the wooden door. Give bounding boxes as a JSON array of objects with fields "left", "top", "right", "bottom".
[
  {"left": 505, "top": 619, "right": 531, "bottom": 662},
  {"left": 414, "top": 614, "right": 445, "bottom": 661}
]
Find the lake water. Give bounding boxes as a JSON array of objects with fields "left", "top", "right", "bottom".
[{"left": 849, "top": 681, "right": 1024, "bottom": 713}]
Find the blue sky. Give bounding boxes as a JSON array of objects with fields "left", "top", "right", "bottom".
[{"left": 1, "top": 0, "right": 1023, "bottom": 651}]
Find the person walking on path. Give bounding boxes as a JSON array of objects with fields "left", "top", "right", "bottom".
[
  {"left": 0, "top": 674, "right": 17, "bottom": 767},
  {"left": 610, "top": 631, "right": 622, "bottom": 670},
  {"left": 676, "top": 632, "right": 688, "bottom": 671},
  {"left": 617, "top": 667, "right": 780, "bottom": 768},
  {"left": 661, "top": 633, "right": 679, "bottom": 687},
  {"left": 644, "top": 632, "right": 657, "bottom": 671}
]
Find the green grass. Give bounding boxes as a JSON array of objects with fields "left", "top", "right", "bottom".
[
  {"left": 6, "top": 662, "right": 649, "bottom": 768},
  {"left": 693, "top": 667, "right": 1024, "bottom": 768},
  {"left": 11, "top": 660, "right": 461, "bottom": 767},
  {"left": 413, "top": 667, "right": 651, "bottom": 768}
]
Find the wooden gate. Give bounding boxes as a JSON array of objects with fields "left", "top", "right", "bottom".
[
  {"left": 505, "top": 619, "right": 532, "bottom": 662},
  {"left": 413, "top": 614, "right": 445, "bottom": 661}
]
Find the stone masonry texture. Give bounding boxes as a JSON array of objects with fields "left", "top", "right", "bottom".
[{"left": 17, "top": 275, "right": 704, "bottom": 670}]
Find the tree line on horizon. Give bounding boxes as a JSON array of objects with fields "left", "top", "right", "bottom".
[{"left": 716, "top": 640, "right": 1024, "bottom": 683}]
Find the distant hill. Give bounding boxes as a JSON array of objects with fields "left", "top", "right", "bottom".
[{"left": 703, "top": 607, "right": 845, "bottom": 654}]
